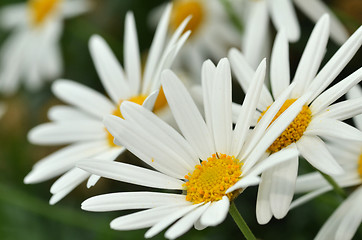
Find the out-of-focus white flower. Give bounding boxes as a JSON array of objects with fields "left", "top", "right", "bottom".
[
  {"left": 0, "top": 0, "right": 90, "bottom": 95},
  {"left": 77, "top": 58, "right": 305, "bottom": 239},
  {"left": 229, "top": 15, "right": 362, "bottom": 224},
  {"left": 150, "top": 0, "right": 242, "bottom": 79},
  {"left": 242, "top": 0, "right": 350, "bottom": 68},
  {"left": 24, "top": 5, "right": 190, "bottom": 205},
  {"left": 293, "top": 85, "right": 362, "bottom": 240}
]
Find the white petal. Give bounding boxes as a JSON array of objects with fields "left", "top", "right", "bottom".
[
  {"left": 311, "top": 67, "right": 362, "bottom": 114},
  {"left": 291, "top": 14, "right": 330, "bottom": 98},
  {"left": 242, "top": 0, "right": 269, "bottom": 69},
  {"left": 335, "top": 187, "right": 362, "bottom": 240},
  {"left": 211, "top": 59, "right": 233, "bottom": 154},
  {"left": 142, "top": 4, "right": 172, "bottom": 93},
  {"left": 28, "top": 121, "right": 106, "bottom": 145},
  {"left": 164, "top": 203, "right": 210, "bottom": 240},
  {"left": 0, "top": 3, "right": 27, "bottom": 29},
  {"left": 50, "top": 168, "right": 89, "bottom": 194},
  {"left": 231, "top": 59, "right": 266, "bottom": 156},
  {"left": 86, "top": 147, "right": 125, "bottom": 188},
  {"left": 307, "top": 26, "right": 362, "bottom": 103},
  {"left": 48, "top": 105, "right": 94, "bottom": 121},
  {"left": 347, "top": 85, "right": 362, "bottom": 129},
  {"left": 228, "top": 48, "right": 273, "bottom": 110},
  {"left": 142, "top": 90, "right": 159, "bottom": 111},
  {"left": 111, "top": 204, "right": 188, "bottom": 231},
  {"left": 43, "top": 44, "right": 62, "bottom": 79},
  {"left": 270, "top": 154, "right": 299, "bottom": 219},
  {"left": 226, "top": 175, "right": 261, "bottom": 194},
  {"left": 24, "top": 141, "right": 109, "bottom": 184},
  {"left": 52, "top": 80, "right": 115, "bottom": 118},
  {"left": 145, "top": 203, "right": 201, "bottom": 238},
  {"left": 293, "top": 0, "right": 349, "bottom": 45},
  {"left": 0, "top": 29, "right": 28, "bottom": 95},
  {"left": 294, "top": 172, "right": 325, "bottom": 193},
  {"left": 201, "top": 60, "right": 217, "bottom": 134},
  {"left": 77, "top": 160, "right": 184, "bottom": 190},
  {"left": 270, "top": 30, "right": 290, "bottom": 99},
  {"left": 82, "top": 192, "right": 186, "bottom": 212},
  {"left": 121, "top": 102, "right": 199, "bottom": 169},
  {"left": 245, "top": 145, "right": 299, "bottom": 177},
  {"left": 267, "top": 0, "right": 300, "bottom": 42},
  {"left": 104, "top": 115, "right": 192, "bottom": 178},
  {"left": 161, "top": 70, "right": 215, "bottom": 160},
  {"left": 49, "top": 183, "right": 77, "bottom": 205},
  {"left": 200, "top": 196, "right": 229, "bottom": 227},
  {"left": 296, "top": 135, "right": 344, "bottom": 175},
  {"left": 256, "top": 170, "right": 273, "bottom": 224},
  {"left": 124, "top": 12, "right": 141, "bottom": 95},
  {"left": 305, "top": 117, "right": 362, "bottom": 142},
  {"left": 89, "top": 35, "right": 130, "bottom": 102},
  {"left": 314, "top": 97, "right": 362, "bottom": 122},
  {"left": 148, "top": 30, "right": 191, "bottom": 93},
  {"left": 61, "top": 0, "right": 90, "bottom": 18}
]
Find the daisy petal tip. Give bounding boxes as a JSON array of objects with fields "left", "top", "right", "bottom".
[
  {"left": 228, "top": 47, "right": 241, "bottom": 57},
  {"left": 319, "top": 13, "right": 330, "bottom": 24},
  {"left": 23, "top": 172, "right": 35, "bottom": 184},
  {"left": 256, "top": 215, "right": 271, "bottom": 225},
  {"left": 89, "top": 34, "right": 102, "bottom": 46}
]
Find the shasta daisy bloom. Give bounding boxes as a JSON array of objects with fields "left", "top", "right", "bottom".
[
  {"left": 24, "top": 5, "right": 190, "bottom": 205},
  {"left": 76, "top": 58, "right": 309, "bottom": 239},
  {"left": 241, "top": 0, "right": 350, "bottom": 68},
  {"left": 151, "top": 0, "right": 241, "bottom": 78},
  {"left": 292, "top": 85, "right": 362, "bottom": 240},
  {"left": 0, "top": 0, "right": 90, "bottom": 95},
  {"left": 229, "top": 15, "right": 362, "bottom": 224}
]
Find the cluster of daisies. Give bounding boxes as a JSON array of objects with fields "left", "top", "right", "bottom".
[{"left": 0, "top": 0, "right": 361, "bottom": 239}]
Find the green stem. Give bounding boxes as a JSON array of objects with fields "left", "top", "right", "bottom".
[
  {"left": 219, "top": 0, "right": 244, "bottom": 34},
  {"left": 318, "top": 170, "right": 347, "bottom": 199},
  {"left": 229, "top": 201, "right": 256, "bottom": 240}
]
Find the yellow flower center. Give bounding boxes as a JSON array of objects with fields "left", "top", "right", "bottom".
[
  {"left": 106, "top": 91, "right": 168, "bottom": 147},
  {"left": 183, "top": 154, "right": 242, "bottom": 204},
  {"left": 358, "top": 152, "right": 362, "bottom": 179},
  {"left": 28, "top": 0, "right": 60, "bottom": 26},
  {"left": 170, "top": 0, "right": 205, "bottom": 37},
  {"left": 259, "top": 99, "right": 312, "bottom": 153}
]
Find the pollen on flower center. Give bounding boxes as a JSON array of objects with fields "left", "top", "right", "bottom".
[
  {"left": 259, "top": 98, "right": 312, "bottom": 153},
  {"left": 183, "top": 154, "right": 242, "bottom": 204},
  {"left": 170, "top": 0, "right": 205, "bottom": 37},
  {"left": 29, "top": 0, "right": 61, "bottom": 26}
]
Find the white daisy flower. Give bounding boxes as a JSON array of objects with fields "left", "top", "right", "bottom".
[
  {"left": 229, "top": 15, "right": 362, "bottom": 224},
  {"left": 242, "top": 0, "right": 350, "bottom": 68},
  {"left": 292, "top": 85, "right": 362, "bottom": 240},
  {"left": 76, "top": 58, "right": 311, "bottom": 239},
  {"left": 0, "top": 0, "right": 90, "bottom": 95},
  {"left": 24, "top": 4, "right": 190, "bottom": 205},
  {"left": 151, "top": 0, "right": 242, "bottom": 78}
]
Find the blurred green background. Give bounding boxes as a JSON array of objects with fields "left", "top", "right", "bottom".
[{"left": 0, "top": 0, "right": 361, "bottom": 239}]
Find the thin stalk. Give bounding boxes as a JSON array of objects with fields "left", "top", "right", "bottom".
[
  {"left": 219, "top": 0, "right": 244, "bottom": 33},
  {"left": 318, "top": 170, "right": 347, "bottom": 199},
  {"left": 229, "top": 201, "right": 256, "bottom": 240}
]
